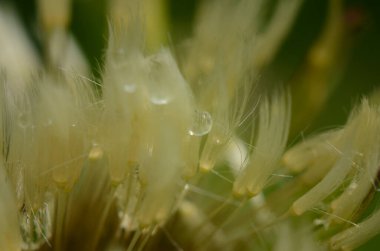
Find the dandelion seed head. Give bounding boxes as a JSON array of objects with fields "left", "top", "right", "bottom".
[{"left": 1, "top": 0, "right": 380, "bottom": 250}]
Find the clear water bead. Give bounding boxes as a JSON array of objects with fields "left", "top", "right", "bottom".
[
  {"left": 188, "top": 110, "right": 213, "bottom": 136},
  {"left": 150, "top": 94, "right": 171, "bottom": 105},
  {"left": 148, "top": 83, "right": 172, "bottom": 105}
]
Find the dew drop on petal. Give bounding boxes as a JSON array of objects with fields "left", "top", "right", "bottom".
[
  {"left": 188, "top": 110, "right": 213, "bottom": 136},
  {"left": 150, "top": 94, "right": 171, "bottom": 105}
]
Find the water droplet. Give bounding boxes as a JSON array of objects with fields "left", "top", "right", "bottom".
[
  {"left": 148, "top": 83, "right": 172, "bottom": 105},
  {"left": 188, "top": 110, "right": 213, "bottom": 136},
  {"left": 150, "top": 95, "right": 171, "bottom": 105},
  {"left": 349, "top": 182, "right": 358, "bottom": 190},
  {"left": 123, "top": 82, "right": 136, "bottom": 93}
]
